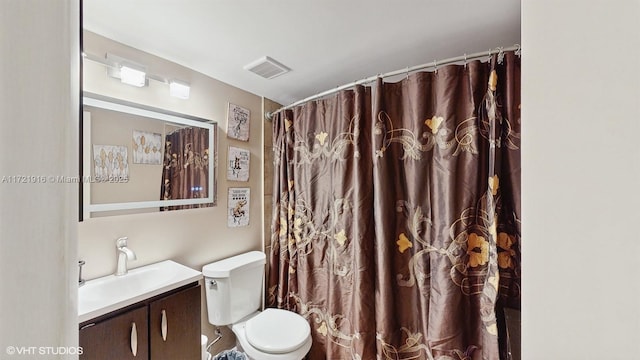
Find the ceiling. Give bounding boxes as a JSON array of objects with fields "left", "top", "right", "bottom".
[{"left": 82, "top": 0, "right": 521, "bottom": 107}]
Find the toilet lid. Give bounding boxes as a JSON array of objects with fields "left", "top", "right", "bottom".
[{"left": 245, "top": 308, "right": 310, "bottom": 354}]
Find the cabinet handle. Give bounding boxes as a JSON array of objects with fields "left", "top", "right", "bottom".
[
  {"left": 130, "top": 322, "right": 138, "bottom": 357},
  {"left": 161, "top": 309, "right": 168, "bottom": 341},
  {"left": 79, "top": 323, "right": 95, "bottom": 330}
]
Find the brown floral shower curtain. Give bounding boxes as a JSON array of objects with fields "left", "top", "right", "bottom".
[
  {"left": 269, "top": 52, "right": 520, "bottom": 360},
  {"left": 160, "top": 127, "right": 211, "bottom": 210}
]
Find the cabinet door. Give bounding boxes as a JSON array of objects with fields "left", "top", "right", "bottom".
[
  {"left": 149, "top": 284, "right": 201, "bottom": 360},
  {"left": 80, "top": 306, "right": 149, "bottom": 360}
]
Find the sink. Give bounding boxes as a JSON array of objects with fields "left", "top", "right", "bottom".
[{"left": 78, "top": 260, "right": 202, "bottom": 323}]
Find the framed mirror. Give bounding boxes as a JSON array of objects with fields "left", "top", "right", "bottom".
[{"left": 81, "top": 93, "right": 217, "bottom": 219}]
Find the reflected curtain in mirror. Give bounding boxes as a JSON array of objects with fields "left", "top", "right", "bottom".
[{"left": 160, "top": 127, "right": 212, "bottom": 210}]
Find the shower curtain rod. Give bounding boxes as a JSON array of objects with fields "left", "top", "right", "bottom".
[{"left": 265, "top": 44, "right": 521, "bottom": 120}]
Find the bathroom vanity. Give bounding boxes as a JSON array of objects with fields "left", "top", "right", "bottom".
[{"left": 78, "top": 261, "right": 202, "bottom": 359}]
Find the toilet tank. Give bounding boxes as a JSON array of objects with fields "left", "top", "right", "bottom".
[{"left": 202, "top": 251, "right": 266, "bottom": 325}]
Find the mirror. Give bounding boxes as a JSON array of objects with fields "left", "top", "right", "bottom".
[{"left": 81, "top": 93, "right": 217, "bottom": 219}]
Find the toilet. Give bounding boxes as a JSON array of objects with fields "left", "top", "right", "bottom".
[{"left": 203, "top": 251, "right": 312, "bottom": 360}]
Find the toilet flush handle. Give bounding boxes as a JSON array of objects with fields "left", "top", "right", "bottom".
[{"left": 209, "top": 279, "right": 217, "bottom": 287}]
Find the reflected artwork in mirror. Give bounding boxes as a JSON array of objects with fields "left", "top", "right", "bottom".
[{"left": 81, "top": 93, "right": 217, "bottom": 219}]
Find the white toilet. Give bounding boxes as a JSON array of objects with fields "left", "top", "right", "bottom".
[{"left": 203, "top": 251, "right": 312, "bottom": 360}]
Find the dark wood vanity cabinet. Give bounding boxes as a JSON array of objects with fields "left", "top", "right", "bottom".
[
  {"left": 80, "top": 305, "right": 149, "bottom": 360},
  {"left": 80, "top": 283, "right": 201, "bottom": 360},
  {"left": 149, "top": 284, "right": 201, "bottom": 360}
]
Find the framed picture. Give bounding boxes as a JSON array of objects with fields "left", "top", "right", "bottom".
[
  {"left": 226, "top": 103, "right": 250, "bottom": 141},
  {"left": 132, "top": 130, "right": 162, "bottom": 165},
  {"left": 93, "top": 144, "right": 129, "bottom": 182},
  {"left": 228, "top": 187, "right": 250, "bottom": 227},
  {"left": 227, "top": 146, "right": 250, "bottom": 182}
]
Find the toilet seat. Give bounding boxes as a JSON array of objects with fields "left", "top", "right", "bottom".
[{"left": 245, "top": 309, "right": 311, "bottom": 354}]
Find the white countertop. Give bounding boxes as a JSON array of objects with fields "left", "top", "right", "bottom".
[{"left": 78, "top": 260, "right": 202, "bottom": 323}]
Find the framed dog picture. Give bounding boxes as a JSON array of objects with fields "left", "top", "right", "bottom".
[
  {"left": 227, "top": 146, "right": 250, "bottom": 181},
  {"left": 227, "top": 187, "right": 250, "bottom": 227}
]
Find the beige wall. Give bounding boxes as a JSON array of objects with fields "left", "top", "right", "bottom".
[
  {"left": 79, "top": 31, "right": 265, "bottom": 352},
  {"left": 0, "top": 0, "right": 80, "bottom": 357},
  {"left": 522, "top": 0, "right": 640, "bottom": 358}
]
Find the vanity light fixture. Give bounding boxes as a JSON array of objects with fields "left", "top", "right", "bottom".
[
  {"left": 105, "top": 53, "right": 148, "bottom": 88},
  {"left": 89, "top": 52, "right": 190, "bottom": 95},
  {"left": 169, "top": 80, "right": 190, "bottom": 99},
  {"left": 119, "top": 66, "right": 147, "bottom": 87}
]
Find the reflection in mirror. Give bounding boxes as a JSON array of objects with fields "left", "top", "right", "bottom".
[{"left": 82, "top": 93, "right": 217, "bottom": 219}]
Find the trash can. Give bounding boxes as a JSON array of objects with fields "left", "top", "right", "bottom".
[{"left": 212, "top": 349, "right": 247, "bottom": 360}]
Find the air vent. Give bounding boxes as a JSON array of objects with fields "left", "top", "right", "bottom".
[{"left": 244, "top": 56, "right": 291, "bottom": 79}]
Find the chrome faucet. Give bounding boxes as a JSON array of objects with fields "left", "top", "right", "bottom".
[{"left": 115, "top": 237, "right": 136, "bottom": 276}]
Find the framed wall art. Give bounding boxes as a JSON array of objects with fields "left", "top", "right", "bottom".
[
  {"left": 226, "top": 103, "right": 250, "bottom": 141},
  {"left": 93, "top": 144, "right": 129, "bottom": 181},
  {"left": 228, "top": 187, "right": 250, "bottom": 227},
  {"left": 227, "top": 146, "right": 250, "bottom": 181},
  {"left": 132, "top": 130, "right": 162, "bottom": 165}
]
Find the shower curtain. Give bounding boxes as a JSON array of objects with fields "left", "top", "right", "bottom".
[
  {"left": 160, "top": 127, "right": 211, "bottom": 210},
  {"left": 269, "top": 52, "right": 520, "bottom": 360}
]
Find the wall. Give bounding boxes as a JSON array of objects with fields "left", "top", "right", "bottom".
[
  {"left": 0, "top": 0, "right": 79, "bottom": 358},
  {"left": 79, "top": 31, "right": 264, "bottom": 352},
  {"left": 522, "top": 0, "right": 640, "bottom": 358}
]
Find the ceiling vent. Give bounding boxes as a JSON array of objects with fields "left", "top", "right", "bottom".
[{"left": 244, "top": 56, "right": 291, "bottom": 79}]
